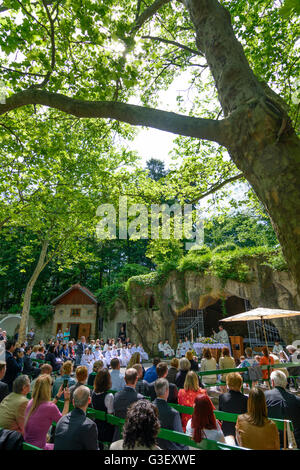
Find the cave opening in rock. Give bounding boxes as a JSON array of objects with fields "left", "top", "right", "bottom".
[{"left": 175, "top": 296, "right": 284, "bottom": 348}]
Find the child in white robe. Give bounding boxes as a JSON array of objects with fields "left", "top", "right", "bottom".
[
  {"left": 163, "top": 340, "right": 175, "bottom": 357},
  {"left": 105, "top": 347, "right": 113, "bottom": 367},
  {"left": 176, "top": 339, "right": 185, "bottom": 358},
  {"left": 137, "top": 344, "right": 149, "bottom": 361},
  {"left": 119, "top": 346, "right": 129, "bottom": 367},
  {"left": 81, "top": 347, "right": 94, "bottom": 375}
]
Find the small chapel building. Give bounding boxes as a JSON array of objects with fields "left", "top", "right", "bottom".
[{"left": 51, "top": 284, "right": 98, "bottom": 340}]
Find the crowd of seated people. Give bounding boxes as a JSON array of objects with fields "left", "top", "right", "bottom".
[{"left": 0, "top": 332, "right": 300, "bottom": 451}]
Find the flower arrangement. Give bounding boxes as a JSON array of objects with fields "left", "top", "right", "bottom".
[{"left": 195, "top": 337, "right": 218, "bottom": 344}]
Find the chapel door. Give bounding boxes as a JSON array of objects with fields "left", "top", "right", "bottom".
[{"left": 78, "top": 323, "right": 91, "bottom": 340}]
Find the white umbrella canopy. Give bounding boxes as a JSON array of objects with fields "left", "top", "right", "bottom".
[
  {"left": 222, "top": 307, "right": 300, "bottom": 350},
  {"left": 222, "top": 308, "right": 300, "bottom": 322}
]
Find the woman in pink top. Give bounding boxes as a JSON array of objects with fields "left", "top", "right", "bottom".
[{"left": 24, "top": 374, "right": 70, "bottom": 450}]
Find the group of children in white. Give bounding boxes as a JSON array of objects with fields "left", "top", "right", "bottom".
[
  {"left": 80, "top": 341, "right": 149, "bottom": 374},
  {"left": 80, "top": 338, "right": 191, "bottom": 374}
]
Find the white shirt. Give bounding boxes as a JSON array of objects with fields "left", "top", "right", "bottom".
[{"left": 186, "top": 419, "right": 225, "bottom": 442}]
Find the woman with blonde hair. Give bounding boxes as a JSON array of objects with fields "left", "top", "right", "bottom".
[
  {"left": 236, "top": 387, "right": 280, "bottom": 450},
  {"left": 178, "top": 371, "right": 209, "bottom": 432},
  {"left": 126, "top": 352, "right": 141, "bottom": 370},
  {"left": 30, "top": 345, "right": 39, "bottom": 359},
  {"left": 185, "top": 350, "right": 199, "bottom": 372},
  {"left": 24, "top": 374, "right": 70, "bottom": 450},
  {"left": 200, "top": 348, "right": 217, "bottom": 385},
  {"left": 219, "top": 347, "right": 236, "bottom": 392}
]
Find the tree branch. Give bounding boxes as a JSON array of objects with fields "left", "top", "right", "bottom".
[
  {"left": 0, "top": 89, "right": 228, "bottom": 145},
  {"left": 29, "top": 0, "right": 57, "bottom": 89},
  {"left": 131, "top": 0, "right": 171, "bottom": 33},
  {"left": 188, "top": 173, "right": 244, "bottom": 204},
  {"left": 142, "top": 35, "right": 204, "bottom": 57}
]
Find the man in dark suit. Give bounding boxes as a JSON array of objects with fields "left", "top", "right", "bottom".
[
  {"left": 265, "top": 370, "right": 300, "bottom": 448},
  {"left": 113, "top": 368, "right": 143, "bottom": 441},
  {"left": 218, "top": 372, "right": 248, "bottom": 439},
  {"left": 153, "top": 378, "right": 188, "bottom": 450},
  {"left": 75, "top": 336, "right": 86, "bottom": 366},
  {"left": 148, "top": 362, "right": 178, "bottom": 404},
  {"left": 22, "top": 346, "right": 40, "bottom": 379},
  {"left": 54, "top": 385, "right": 99, "bottom": 450},
  {"left": 0, "top": 363, "right": 9, "bottom": 403},
  {"left": 2, "top": 340, "right": 23, "bottom": 392}
]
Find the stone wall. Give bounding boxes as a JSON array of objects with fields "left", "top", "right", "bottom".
[{"left": 101, "top": 299, "right": 131, "bottom": 340}]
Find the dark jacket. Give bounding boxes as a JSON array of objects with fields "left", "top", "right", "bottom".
[
  {"left": 152, "top": 398, "right": 188, "bottom": 450},
  {"left": 265, "top": 386, "right": 300, "bottom": 448},
  {"left": 190, "top": 360, "right": 199, "bottom": 372},
  {"left": 45, "top": 352, "right": 60, "bottom": 372},
  {"left": 218, "top": 390, "right": 248, "bottom": 437},
  {"left": 2, "top": 351, "right": 23, "bottom": 392},
  {"left": 166, "top": 367, "right": 178, "bottom": 385},
  {"left": 175, "top": 370, "right": 203, "bottom": 389},
  {"left": 23, "top": 355, "right": 40, "bottom": 378},
  {"left": 91, "top": 391, "right": 116, "bottom": 443},
  {"left": 0, "top": 381, "right": 9, "bottom": 404},
  {"left": 88, "top": 372, "right": 97, "bottom": 387},
  {"left": 0, "top": 429, "right": 24, "bottom": 450},
  {"left": 76, "top": 342, "right": 86, "bottom": 357},
  {"left": 148, "top": 381, "right": 178, "bottom": 404},
  {"left": 113, "top": 386, "right": 144, "bottom": 420},
  {"left": 112, "top": 386, "right": 143, "bottom": 442},
  {"left": 54, "top": 408, "right": 99, "bottom": 450}
]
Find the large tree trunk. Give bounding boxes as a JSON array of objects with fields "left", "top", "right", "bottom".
[
  {"left": 185, "top": 0, "right": 300, "bottom": 288},
  {"left": 18, "top": 239, "right": 49, "bottom": 343}
]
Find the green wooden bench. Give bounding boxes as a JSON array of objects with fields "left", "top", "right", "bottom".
[
  {"left": 197, "top": 362, "right": 300, "bottom": 389},
  {"left": 29, "top": 399, "right": 294, "bottom": 451},
  {"left": 50, "top": 405, "right": 247, "bottom": 451},
  {"left": 168, "top": 403, "right": 294, "bottom": 433},
  {"left": 23, "top": 442, "right": 43, "bottom": 450}
]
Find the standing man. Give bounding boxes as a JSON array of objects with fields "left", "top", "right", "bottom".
[
  {"left": 213, "top": 324, "right": 230, "bottom": 345},
  {"left": 26, "top": 328, "right": 35, "bottom": 347},
  {"left": 75, "top": 336, "right": 86, "bottom": 366},
  {"left": 118, "top": 325, "right": 126, "bottom": 344},
  {"left": 2, "top": 340, "right": 23, "bottom": 392}
]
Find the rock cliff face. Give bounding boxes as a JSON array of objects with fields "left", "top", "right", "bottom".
[{"left": 125, "top": 260, "right": 300, "bottom": 354}]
